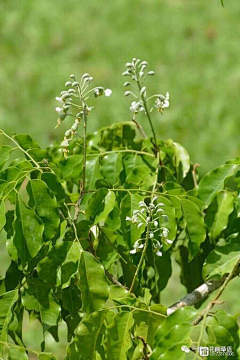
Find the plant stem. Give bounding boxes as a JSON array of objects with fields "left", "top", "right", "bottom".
[{"left": 129, "top": 221, "right": 150, "bottom": 293}]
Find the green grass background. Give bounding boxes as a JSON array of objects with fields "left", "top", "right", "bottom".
[
  {"left": 0, "top": 0, "right": 239, "bottom": 175},
  {"left": 0, "top": 0, "right": 239, "bottom": 358}
]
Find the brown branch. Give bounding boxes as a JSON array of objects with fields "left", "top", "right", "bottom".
[
  {"left": 132, "top": 119, "right": 147, "bottom": 138},
  {"left": 167, "top": 263, "right": 240, "bottom": 316},
  {"left": 105, "top": 269, "right": 129, "bottom": 290}
]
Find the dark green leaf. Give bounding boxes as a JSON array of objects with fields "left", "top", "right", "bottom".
[
  {"left": 85, "top": 189, "right": 115, "bottom": 225},
  {"left": 75, "top": 311, "right": 106, "bottom": 359},
  {"left": 105, "top": 312, "right": 134, "bottom": 360},
  {"left": 59, "top": 155, "right": 83, "bottom": 179},
  {"left": 27, "top": 179, "right": 60, "bottom": 240},
  {"left": 181, "top": 199, "right": 206, "bottom": 260},
  {"left": 13, "top": 194, "right": 44, "bottom": 264},
  {"left": 101, "top": 152, "right": 123, "bottom": 186},
  {"left": 79, "top": 251, "right": 110, "bottom": 315},
  {"left": 41, "top": 172, "right": 65, "bottom": 203},
  {"left": 0, "top": 201, "right": 6, "bottom": 231}
]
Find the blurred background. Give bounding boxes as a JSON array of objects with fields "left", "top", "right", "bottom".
[
  {"left": 0, "top": 0, "right": 239, "bottom": 175},
  {"left": 0, "top": 0, "right": 239, "bottom": 358}
]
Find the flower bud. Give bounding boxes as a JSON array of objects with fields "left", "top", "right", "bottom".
[
  {"left": 70, "top": 74, "right": 75, "bottom": 79},
  {"left": 140, "top": 86, "right": 146, "bottom": 96},
  {"left": 147, "top": 71, "right": 155, "bottom": 76},
  {"left": 68, "top": 89, "right": 76, "bottom": 94},
  {"left": 71, "top": 122, "right": 78, "bottom": 132},
  {"left": 124, "top": 82, "right": 131, "bottom": 87},
  {"left": 65, "top": 129, "right": 72, "bottom": 138},
  {"left": 61, "top": 139, "right": 69, "bottom": 148},
  {"left": 82, "top": 73, "right": 90, "bottom": 79},
  {"left": 72, "top": 81, "right": 79, "bottom": 87},
  {"left": 124, "top": 91, "right": 131, "bottom": 96},
  {"left": 65, "top": 81, "right": 72, "bottom": 87}
]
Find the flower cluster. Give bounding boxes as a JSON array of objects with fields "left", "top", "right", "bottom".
[
  {"left": 123, "top": 58, "right": 170, "bottom": 119},
  {"left": 126, "top": 196, "right": 173, "bottom": 257},
  {"left": 55, "top": 73, "right": 111, "bottom": 157}
]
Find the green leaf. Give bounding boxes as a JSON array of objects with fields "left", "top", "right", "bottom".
[
  {"left": 198, "top": 164, "right": 238, "bottom": 207},
  {"left": 79, "top": 251, "right": 110, "bottom": 315},
  {"left": 37, "top": 242, "right": 80, "bottom": 285},
  {"left": 101, "top": 152, "right": 123, "bottom": 186},
  {"left": 203, "top": 239, "right": 240, "bottom": 280},
  {"left": 167, "top": 140, "right": 190, "bottom": 180},
  {"left": 0, "top": 290, "right": 18, "bottom": 355},
  {"left": 152, "top": 306, "right": 197, "bottom": 360},
  {"left": 0, "top": 145, "right": 12, "bottom": 170},
  {"left": 74, "top": 311, "right": 106, "bottom": 359},
  {"left": 120, "top": 193, "right": 145, "bottom": 248},
  {"left": 209, "top": 191, "right": 235, "bottom": 242},
  {"left": 105, "top": 312, "right": 134, "bottom": 360},
  {"left": 181, "top": 199, "right": 206, "bottom": 260},
  {"left": 85, "top": 189, "right": 115, "bottom": 225},
  {"left": 41, "top": 172, "right": 65, "bottom": 203},
  {"left": 38, "top": 353, "right": 56, "bottom": 360},
  {"left": 59, "top": 155, "right": 83, "bottom": 179},
  {"left": 22, "top": 279, "right": 60, "bottom": 328},
  {"left": 9, "top": 347, "right": 28, "bottom": 360},
  {"left": 126, "top": 165, "right": 150, "bottom": 185},
  {"left": 61, "top": 243, "right": 81, "bottom": 287},
  {"left": 0, "top": 201, "right": 6, "bottom": 231},
  {"left": 85, "top": 156, "right": 102, "bottom": 190},
  {"left": 13, "top": 194, "right": 44, "bottom": 264},
  {"left": 14, "top": 134, "right": 40, "bottom": 151},
  {"left": 27, "top": 179, "right": 60, "bottom": 240},
  {"left": 212, "top": 310, "right": 239, "bottom": 348}
]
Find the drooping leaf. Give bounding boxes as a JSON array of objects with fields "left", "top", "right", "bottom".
[
  {"left": 209, "top": 191, "right": 235, "bottom": 242},
  {"left": 167, "top": 140, "right": 190, "bottom": 180},
  {"left": 37, "top": 242, "right": 80, "bottom": 285},
  {"left": 198, "top": 164, "right": 238, "bottom": 207},
  {"left": 0, "top": 290, "right": 18, "bottom": 354},
  {"left": 101, "top": 152, "right": 123, "bottom": 186},
  {"left": 74, "top": 311, "right": 106, "bottom": 359},
  {"left": 202, "top": 238, "right": 240, "bottom": 280},
  {"left": 22, "top": 279, "right": 60, "bottom": 329},
  {"left": 120, "top": 193, "right": 145, "bottom": 248},
  {"left": 181, "top": 199, "right": 206, "bottom": 260},
  {"left": 105, "top": 312, "right": 134, "bottom": 360},
  {"left": 79, "top": 251, "right": 110, "bottom": 315},
  {"left": 61, "top": 243, "right": 81, "bottom": 287},
  {"left": 41, "top": 172, "right": 65, "bottom": 203},
  {"left": 13, "top": 194, "right": 44, "bottom": 264},
  {"left": 85, "top": 189, "right": 115, "bottom": 225},
  {"left": 27, "top": 179, "right": 60, "bottom": 240},
  {"left": 0, "top": 145, "right": 12, "bottom": 171}
]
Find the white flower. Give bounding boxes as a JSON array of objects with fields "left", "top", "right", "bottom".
[
  {"left": 126, "top": 216, "right": 132, "bottom": 221},
  {"left": 156, "top": 250, "right": 162, "bottom": 257},
  {"left": 166, "top": 239, "right": 173, "bottom": 244},
  {"left": 56, "top": 97, "right": 64, "bottom": 104},
  {"left": 139, "top": 244, "right": 144, "bottom": 249},
  {"left": 130, "top": 101, "right": 144, "bottom": 113},
  {"left": 55, "top": 107, "right": 63, "bottom": 114},
  {"left": 104, "top": 89, "right": 112, "bottom": 97},
  {"left": 154, "top": 221, "right": 158, "bottom": 228},
  {"left": 137, "top": 223, "right": 144, "bottom": 229},
  {"left": 149, "top": 232, "right": 154, "bottom": 239},
  {"left": 155, "top": 92, "right": 170, "bottom": 112},
  {"left": 130, "top": 249, "right": 137, "bottom": 254},
  {"left": 162, "top": 227, "right": 169, "bottom": 238}
]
